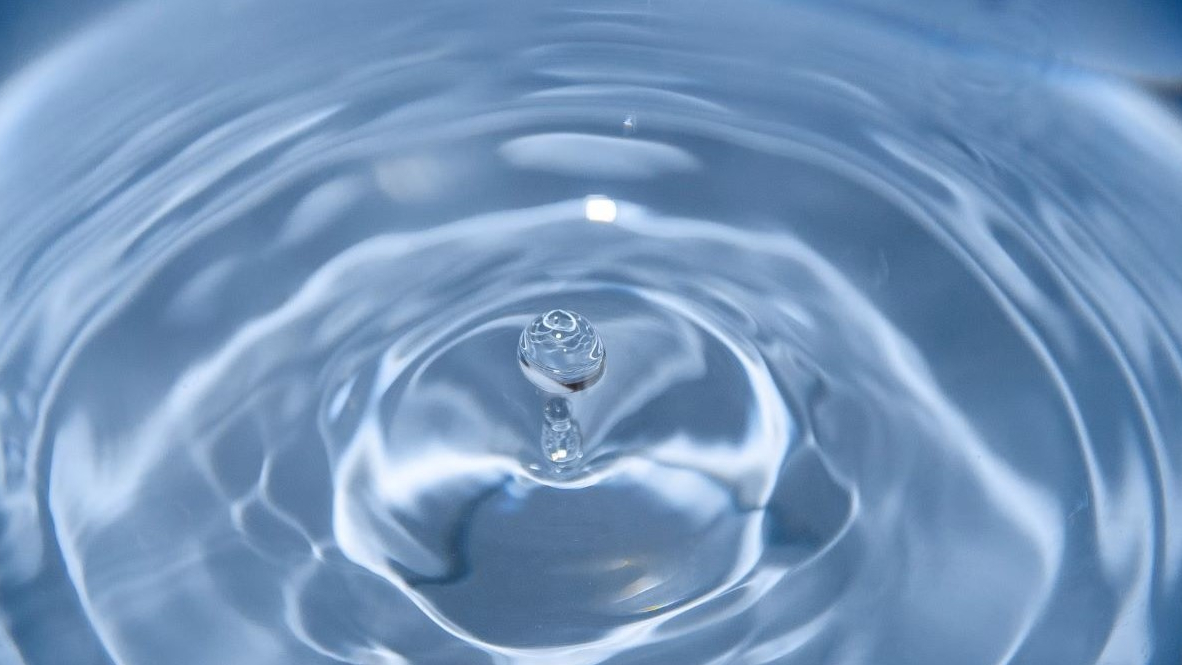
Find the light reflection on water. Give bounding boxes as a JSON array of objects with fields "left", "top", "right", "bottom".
[{"left": 1, "top": 1, "right": 1182, "bottom": 664}]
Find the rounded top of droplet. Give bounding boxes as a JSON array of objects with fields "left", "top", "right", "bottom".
[{"left": 519, "top": 309, "right": 605, "bottom": 393}]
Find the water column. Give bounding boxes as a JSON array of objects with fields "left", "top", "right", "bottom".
[{"left": 518, "top": 309, "right": 605, "bottom": 469}]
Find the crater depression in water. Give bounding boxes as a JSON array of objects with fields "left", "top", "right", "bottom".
[{"left": 1, "top": 0, "right": 1182, "bottom": 664}]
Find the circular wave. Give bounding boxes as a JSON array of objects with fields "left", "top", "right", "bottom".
[{"left": 1, "top": 1, "right": 1181, "bottom": 664}]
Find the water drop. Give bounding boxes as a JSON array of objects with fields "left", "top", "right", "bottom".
[{"left": 518, "top": 309, "right": 605, "bottom": 393}]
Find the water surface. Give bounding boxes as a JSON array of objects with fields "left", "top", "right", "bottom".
[{"left": 1, "top": 1, "right": 1182, "bottom": 663}]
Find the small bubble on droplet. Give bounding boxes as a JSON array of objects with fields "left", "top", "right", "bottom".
[{"left": 519, "top": 309, "right": 605, "bottom": 393}]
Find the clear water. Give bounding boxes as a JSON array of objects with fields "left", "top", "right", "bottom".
[
  {"left": 2, "top": 1, "right": 1182, "bottom": 664},
  {"left": 519, "top": 308, "right": 605, "bottom": 392}
]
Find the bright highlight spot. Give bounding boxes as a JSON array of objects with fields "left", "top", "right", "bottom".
[{"left": 584, "top": 196, "right": 617, "bottom": 223}]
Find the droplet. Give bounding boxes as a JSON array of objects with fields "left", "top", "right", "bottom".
[{"left": 519, "top": 309, "right": 605, "bottom": 393}]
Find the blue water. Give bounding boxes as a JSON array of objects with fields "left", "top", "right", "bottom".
[{"left": 2, "top": 1, "right": 1182, "bottom": 663}]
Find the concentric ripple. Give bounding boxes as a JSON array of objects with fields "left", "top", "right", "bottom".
[{"left": 2, "top": 0, "right": 1182, "bottom": 664}]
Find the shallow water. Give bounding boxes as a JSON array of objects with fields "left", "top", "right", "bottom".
[{"left": 2, "top": 1, "right": 1182, "bottom": 663}]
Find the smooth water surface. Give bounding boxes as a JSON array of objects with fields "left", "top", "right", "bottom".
[{"left": 2, "top": 1, "right": 1182, "bottom": 663}]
